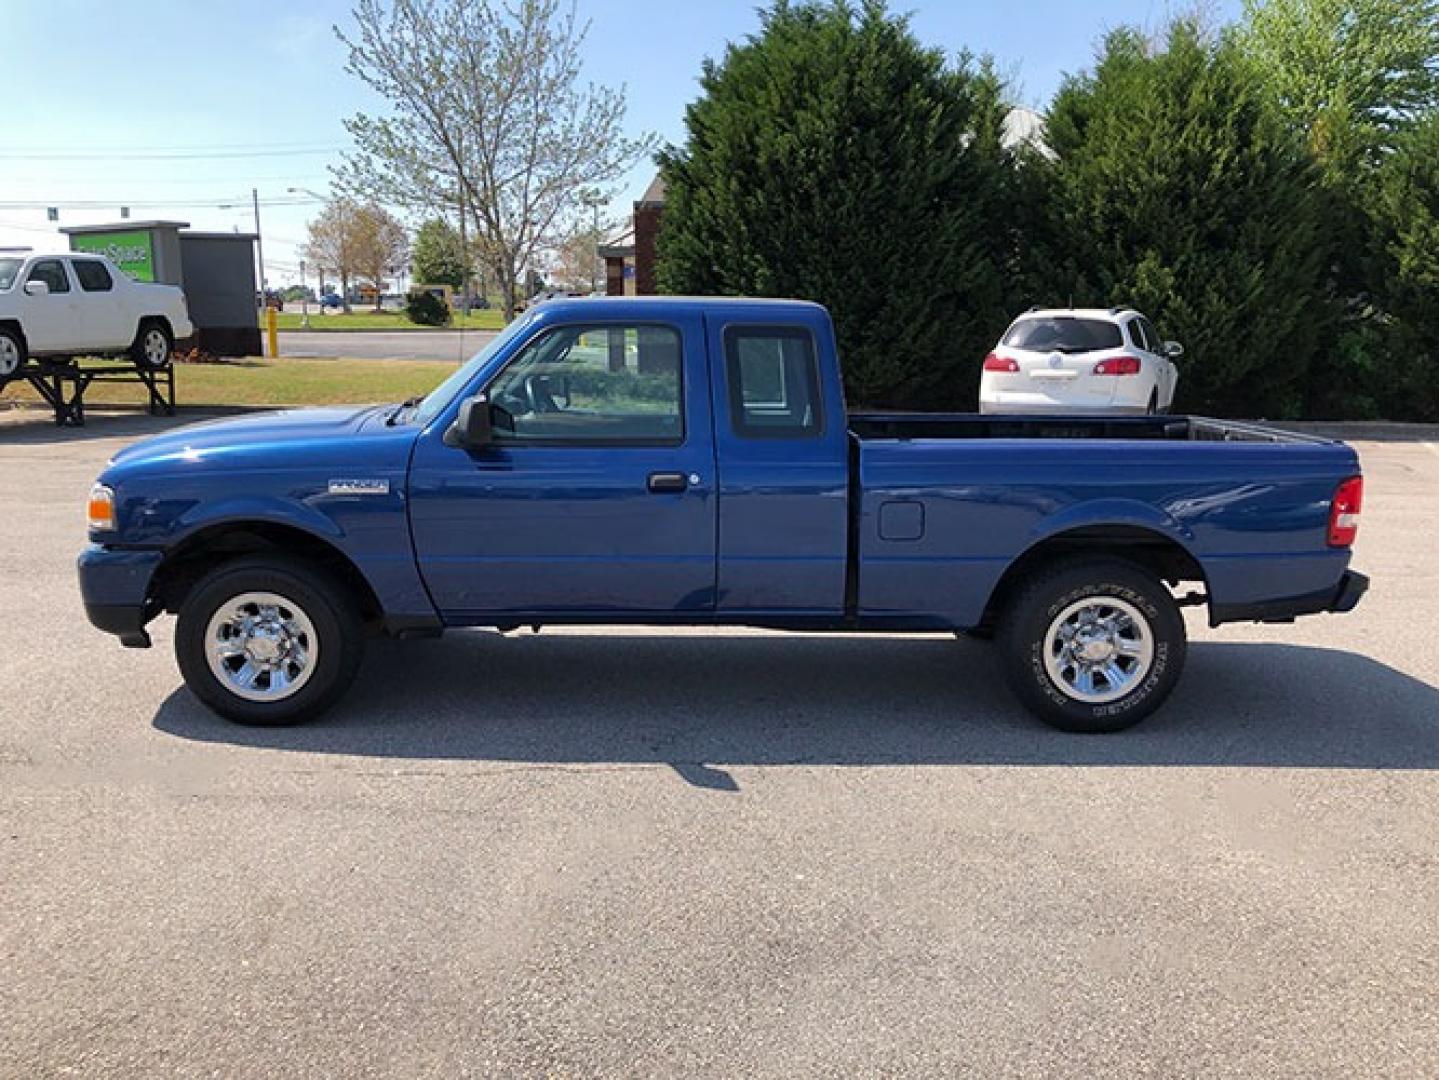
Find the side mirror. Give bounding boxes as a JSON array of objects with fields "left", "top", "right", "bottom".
[
  {"left": 446, "top": 394, "right": 495, "bottom": 448},
  {"left": 23, "top": 280, "right": 49, "bottom": 297},
  {"left": 1163, "top": 341, "right": 1184, "bottom": 359},
  {"left": 444, "top": 395, "right": 515, "bottom": 448}
]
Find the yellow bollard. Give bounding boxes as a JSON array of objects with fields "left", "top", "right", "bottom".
[{"left": 265, "top": 305, "right": 279, "bottom": 358}]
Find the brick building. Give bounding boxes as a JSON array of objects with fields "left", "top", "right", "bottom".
[{"left": 598, "top": 175, "right": 665, "bottom": 296}]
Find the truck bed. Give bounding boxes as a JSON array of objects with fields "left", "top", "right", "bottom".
[{"left": 849, "top": 413, "right": 1330, "bottom": 444}]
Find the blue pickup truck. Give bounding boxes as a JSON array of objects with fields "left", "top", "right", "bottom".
[{"left": 79, "top": 297, "right": 1367, "bottom": 732}]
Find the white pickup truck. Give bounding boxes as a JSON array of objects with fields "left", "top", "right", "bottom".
[{"left": 0, "top": 251, "right": 193, "bottom": 380}]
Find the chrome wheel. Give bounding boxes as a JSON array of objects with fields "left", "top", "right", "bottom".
[
  {"left": 204, "top": 591, "right": 319, "bottom": 702},
  {"left": 0, "top": 334, "right": 20, "bottom": 377},
  {"left": 1042, "top": 596, "right": 1154, "bottom": 704},
  {"left": 142, "top": 328, "right": 170, "bottom": 367}
]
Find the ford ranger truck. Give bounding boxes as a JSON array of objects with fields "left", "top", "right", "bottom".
[{"left": 78, "top": 298, "right": 1368, "bottom": 733}]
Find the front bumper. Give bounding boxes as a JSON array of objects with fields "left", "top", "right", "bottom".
[
  {"left": 78, "top": 545, "right": 164, "bottom": 648},
  {"left": 1210, "top": 569, "right": 1369, "bottom": 626}
]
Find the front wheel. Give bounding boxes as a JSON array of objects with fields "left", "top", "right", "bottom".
[
  {"left": 175, "top": 556, "right": 364, "bottom": 725},
  {"left": 0, "top": 327, "right": 25, "bottom": 379},
  {"left": 996, "top": 558, "right": 1186, "bottom": 733}
]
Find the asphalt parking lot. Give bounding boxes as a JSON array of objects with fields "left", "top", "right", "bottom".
[{"left": 1, "top": 411, "right": 1436, "bottom": 1077}]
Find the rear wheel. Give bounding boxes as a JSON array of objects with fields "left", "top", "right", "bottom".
[
  {"left": 0, "top": 327, "right": 25, "bottom": 379},
  {"left": 996, "top": 557, "right": 1186, "bottom": 733},
  {"left": 131, "top": 320, "right": 173, "bottom": 370},
  {"left": 175, "top": 556, "right": 363, "bottom": 725}
]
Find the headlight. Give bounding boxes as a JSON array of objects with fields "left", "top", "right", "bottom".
[{"left": 87, "top": 483, "right": 116, "bottom": 532}]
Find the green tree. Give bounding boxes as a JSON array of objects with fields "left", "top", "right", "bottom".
[
  {"left": 1239, "top": 0, "right": 1439, "bottom": 173},
  {"left": 1367, "top": 114, "right": 1439, "bottom": 419},
  {"left": 1238, "top": 0, "right": 1439, "bottom": 418},
  {"left": 657, "top": 0, "right": 1019, "bottom": 409},
  {"left": 410, "top": 218, "right": 467, "bottom": 290},
  {"left": 1041, "top": 23, "right": 1330, "bottom": 417}
]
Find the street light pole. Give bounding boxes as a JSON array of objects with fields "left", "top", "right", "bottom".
[{"left": 251, "top": 187, "right": 265, "bottom": 302}]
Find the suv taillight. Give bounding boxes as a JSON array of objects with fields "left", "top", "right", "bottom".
[
  {"left": 1328, "top": 476, "right": 1363, "bottom": 547},
  {"left": 1093, "top": 356, "right": 1142, "bottom": 376},
  {"left": 983, "top": 352, "right": 1019, "bottom": 372}
]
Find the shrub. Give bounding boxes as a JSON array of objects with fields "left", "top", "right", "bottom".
[{"left": 405, "top": 289, "right": 452, "bottom": 327}]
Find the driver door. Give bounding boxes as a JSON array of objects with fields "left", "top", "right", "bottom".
[
  {"left": 407, "top": 314, "right": 718, "bottom": 618},
  {"left": 18, "top": 259, "right": 82, "bottom": 354}
]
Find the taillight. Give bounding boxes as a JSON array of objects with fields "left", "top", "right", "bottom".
[
  {"left": 1327, "top": 476, "right": 1363, "bottom": 547},
  {"left": 1093, "top": 356, "right": 1142, "bottom": 376},
  {"left": 984, "top": 352, "right": 1019, "bottom": 372}
]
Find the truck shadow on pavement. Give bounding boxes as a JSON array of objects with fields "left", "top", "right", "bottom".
[{"left": 152, "top": 636, "right": 1439, "bottom": 789}]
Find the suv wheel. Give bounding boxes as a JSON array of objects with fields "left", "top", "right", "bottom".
[
  {"left": 131, "top": 321, "right": 173, "bottom": 370},
  {"left": 0, "top": 327, "right": 25, "bottom": 379},
  {"left": 175, "top": 556, "right": 364, "bottom": 726},
  {"left": 996, "top": 557, "right": 1186, "bottom": 732}
]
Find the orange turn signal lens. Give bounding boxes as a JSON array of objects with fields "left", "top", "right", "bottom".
[{"left": 87, "top": 484, "right": 115, "bottom": 532}]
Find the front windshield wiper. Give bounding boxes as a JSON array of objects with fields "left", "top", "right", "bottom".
[{"left": 385, "top": 395, "right": 425, "bottom": 426}]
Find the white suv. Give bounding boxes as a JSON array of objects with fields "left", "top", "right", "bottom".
[
  {"left": 979, "top": 307, "right": 1182, "bottom": 415},
  {"left": 0, "top": 252, "right": 193, "bottom": 381}
]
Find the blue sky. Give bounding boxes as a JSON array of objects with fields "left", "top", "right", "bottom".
[{"left": 0, "top": 0, "right": 1242, "bottom": 281}]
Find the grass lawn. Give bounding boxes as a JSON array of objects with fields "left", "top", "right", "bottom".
[
  {"left": 1, "top": 358, "right": 456, "bottom": 409},
  {"left": 269, "top": 309, "right": 508, "bottom": 332}
]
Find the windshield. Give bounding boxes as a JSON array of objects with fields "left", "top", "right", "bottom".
[
  {"left": 0, "top": 259, "right": 21, "bottom": 291},
  {"left": 411, "top": 316, "right": 534, "bottom": 427},
  {"left": 1002, "top": 317, "right": 1122, "bottom": 352}
]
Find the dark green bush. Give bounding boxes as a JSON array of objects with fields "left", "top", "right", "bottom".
[{"left": 405, "top": 289, "right": 452, "bottom": 327}]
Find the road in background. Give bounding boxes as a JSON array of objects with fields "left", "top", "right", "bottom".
[
  {"left": 280, "top": 329, "right": 498, "bottom": 363},
  {"left": 1, "top": 414, "right": 1436, "bottom": 1076}
]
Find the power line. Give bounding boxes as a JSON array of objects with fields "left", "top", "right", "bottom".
[
  {"left": 4, "top": 139, "right": 340, "bottom": 152},
  {"left": 0, "top": 196, "right": 324, "bottom": 210},
  {"left": 0, "top": 148, "right": 343, "bottom": 162}
]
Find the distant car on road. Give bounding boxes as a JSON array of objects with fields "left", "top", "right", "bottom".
[
  {"left": 0, "top": 252, "right": 192, "bottom": 380},
  {"left": 319, "top": 292, "right": 344, "bottom": 310},
  {"left": 980, "top": 307, "right": 1182, "bottom": 415}
]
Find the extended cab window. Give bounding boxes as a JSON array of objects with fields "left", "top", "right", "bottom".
[
  {"left": 71, "top": 259, "right": 113, "bottom": 292},
  {"left": 487, "top": 323, "right": 683, "bottom": 444},
  {"left": 27, "top": 260, "right": 70, "bottom": 294},
  {"left": 0, "top": 258, "right": 21, "bottom": 291},
  {"left": 724, "top": 326, "right": 823, "bottom": 438}
]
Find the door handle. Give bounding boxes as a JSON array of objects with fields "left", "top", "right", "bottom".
[{"left": 647, "top": 471, "right": 688, "bottom": 493}]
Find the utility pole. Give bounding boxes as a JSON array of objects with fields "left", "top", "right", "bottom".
[
  {"left": 299, "top": 259, "right": 310, "bottom": 329},
  {"left": 251, "top": 187, "right": 266, "bottom": 303},
  {"left": 581, "top": 188, "right": 604, "bottom": 294},
  {"left": 457, "top": 194, "right": 471, "bottom": 316}
]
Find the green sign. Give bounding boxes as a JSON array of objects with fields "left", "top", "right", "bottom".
[{"left": 70, "top": 229, "right": 155, "bottom": 282}]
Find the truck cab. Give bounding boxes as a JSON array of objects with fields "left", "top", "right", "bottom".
[{"left": 79, "top": 297, "right": 1367, "bottom": 733}]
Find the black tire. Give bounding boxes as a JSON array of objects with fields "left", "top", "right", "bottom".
[
  {"left": 996, "top": 557, "right": 1186, "bottom": 733},
  {"left": 130, "top": 320, "right": 173, "bottom": 370},
  {"left": 0, "top": 326, "right": 26, "bottom": 381},
  {"left": 175, "top": 556, "right": 364, "bottom": 726}
]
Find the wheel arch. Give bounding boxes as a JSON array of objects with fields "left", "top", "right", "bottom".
[
  {"left": 977, "top": 522, "right": 1208, "bottom": 634},
  {"left": 0, "top": 319, "right": 27, "bottom": 350},
  {"left": 150, "top": 519, "right": 384, "bottom": 628}
]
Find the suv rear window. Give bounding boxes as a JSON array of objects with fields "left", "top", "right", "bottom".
[
  {"left": 1002, "top": 317, "right": 1123, "bottom": 352},
  {"left": 72, "top": 259, "right": 113, "bottom": 292}
]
